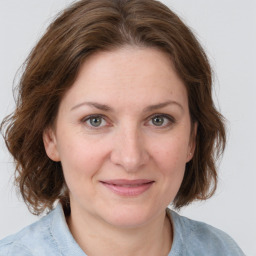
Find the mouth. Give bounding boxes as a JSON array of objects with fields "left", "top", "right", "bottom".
[{"left": 100, "top": 179, "right": 154, "bottom": 197}]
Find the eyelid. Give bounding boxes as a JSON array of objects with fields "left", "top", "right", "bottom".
[
  {"left": 149, "top": 113, "right": 175, "bottom": 121},
  {"left": 145, "top": 113, "right": 176, "bottom": 127},
  {"left": 81, "top": 114, "right": 111, "bottom": 129},
  {"left": 80, "top": 113, "right": 176, "bottom": 129}
]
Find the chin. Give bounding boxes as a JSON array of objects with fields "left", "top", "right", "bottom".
[{"left": 101, "top": 205, "right": 159, "bottom": 229}]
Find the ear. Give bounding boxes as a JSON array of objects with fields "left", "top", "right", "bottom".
[
  {"left": 43, "top": 127, "right": 60, "bottom": 162},
  {"left": 186, "top": 122, "right": 198, "bottom": 162}
]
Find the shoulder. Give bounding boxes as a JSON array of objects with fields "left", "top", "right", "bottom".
[
  {"left": 0, "top": 235, "right": 33, "bottom": 256},
  {"left": 0, "top": 209, "right": 59, "bottom": 256},
  {"left": 168, "top": 209, "right": 245, "bottom": 256}
]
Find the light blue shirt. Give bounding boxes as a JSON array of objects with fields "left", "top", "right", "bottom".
[{"left": 0, "top": 204, "right": 245, "bottom": 255}]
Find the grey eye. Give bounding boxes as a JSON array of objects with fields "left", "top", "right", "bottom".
[
  {"left": 89, "top": 116, "right": 102, "bottom": 127},
  {"left": 152, "top": 116, "right": 165, "bottom": 126}
]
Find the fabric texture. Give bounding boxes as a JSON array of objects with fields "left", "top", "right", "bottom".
[{"left": 0, "top": 204, "right": 245, "bottom": 256}]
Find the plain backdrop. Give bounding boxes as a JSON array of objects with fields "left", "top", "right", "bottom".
[{"left": 0, "top": 0, "right": 255, "bottom": 255}]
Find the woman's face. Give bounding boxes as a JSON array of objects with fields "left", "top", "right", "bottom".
[{"left": 44, "top": 47, "right": 196, "bottom": 228}]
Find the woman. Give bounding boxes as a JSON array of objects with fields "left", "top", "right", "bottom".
[{"left": 0, "top": 0, "right": 245, "bottom": 255}]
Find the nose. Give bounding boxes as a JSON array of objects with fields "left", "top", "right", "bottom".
[{"left": 110, "top": 125, "right": 149, "bottom": 172}]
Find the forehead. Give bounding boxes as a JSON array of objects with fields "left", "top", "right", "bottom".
[{"left": 60, "top": 46, "right": 188, "bottom": 110}]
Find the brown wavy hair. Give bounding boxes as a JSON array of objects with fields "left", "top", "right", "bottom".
[{"left": 1, "top": 0, "right": 225, "bottom": 215}]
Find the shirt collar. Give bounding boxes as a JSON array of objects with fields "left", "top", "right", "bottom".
[
  {"left": 50, "top": 203, "right": 86, "bottom": 256},
  {"left": 49, "top": 204, "right": 184, "bottom": 256}
]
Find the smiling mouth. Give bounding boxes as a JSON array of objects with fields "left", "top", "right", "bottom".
[{"left": 100, "top": 179, "right": 154, "bottom": 196}]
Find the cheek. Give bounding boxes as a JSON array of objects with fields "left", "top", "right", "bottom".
[
  {"left": 150, "top": 138, "right": 188, "bottom": 204},
  {"left": 151, "top": 135, "right": 189, "bottom": 170},
  {"left": 58, "top": 137, "right": 108, "bottom": 188},
  {"left": 158, "top": 149, "right": 187, "bottom": 183},
  {"left": 151, "top": 135, "right": 188, "bottom": 187}
]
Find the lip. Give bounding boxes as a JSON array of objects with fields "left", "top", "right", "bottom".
[{"left": 100, "top": 179, "right": 154, "bottom": 197}]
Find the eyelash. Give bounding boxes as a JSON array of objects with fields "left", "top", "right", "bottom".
[
  {"left": 81, "top": 113, "right": 176, "bottom": 129},
  {"left": 147, "top": 114, "right": 176, "bottom": 128},
  {"left": 81, "top": 114, "right": 110, "bottom": 129}
]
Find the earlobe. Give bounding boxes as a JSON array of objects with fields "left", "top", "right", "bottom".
[
  {"left": 43, "top": 128, "right": 60, "bottom": 162},
  {"left": 186, "top": 151, "right": 193, "bottom": 162},
  {"left": 186, "top": 122, "right": 198, "bottom": 162}
]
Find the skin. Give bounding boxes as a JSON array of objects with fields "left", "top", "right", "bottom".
[{"left": 43, "top": 46, "right": 196, "bottom": 256}]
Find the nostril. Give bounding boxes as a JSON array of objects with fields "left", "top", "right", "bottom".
[{"left": 110, "top": 147, "right": 149, "bottom": 172}]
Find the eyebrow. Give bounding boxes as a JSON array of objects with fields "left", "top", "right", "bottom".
[
  {"left": 71, "top": 100, "right": 183, "bottom": 112},
  {"left": 143, "top": 101, "right": 183, "bottom": 112},
  {"left": 71, "top": 102, "right": 113, "bottom": 111}
]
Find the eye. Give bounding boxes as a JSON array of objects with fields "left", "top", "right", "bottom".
[
  {"left": 152, "top": 116, "right": 165, "bottom": 126},
  {"left": 83, "top": 115, "right": 108, "bottom": 128},
  {"left": 148, "top": 114, "right": 175, "bottom": 128}
]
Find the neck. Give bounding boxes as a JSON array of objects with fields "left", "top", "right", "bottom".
[{"left": 66, "top": 206, "right": 172, "bottom": 256}]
